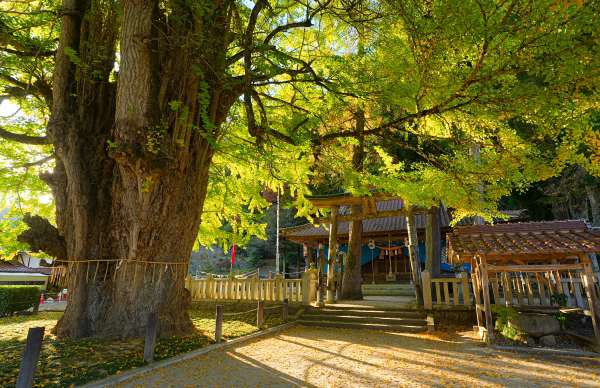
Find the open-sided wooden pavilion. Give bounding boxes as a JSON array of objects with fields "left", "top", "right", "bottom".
[{"left": 446, "top": 220, "right": 600, "bottom": 343}]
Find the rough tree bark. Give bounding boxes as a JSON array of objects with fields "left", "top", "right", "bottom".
[
  {"left": 341, "top": 203, "right": 364, "bottom": 300},
  {"left": 341, "top": 114, "right": 365, "bottom": 300},
  {"left": 28, "top": 0, "right": 243, "bottom": 338},
  {"left": 425, "top": 207, "right": 441, "bottom": 279}
]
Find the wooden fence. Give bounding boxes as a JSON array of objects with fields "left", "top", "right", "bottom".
[
  {"left": 186, "top": 273, "right": 311, "bottom": 305},
  {"left": 422, "top": 270, "right": 599, "bottom": 310}
]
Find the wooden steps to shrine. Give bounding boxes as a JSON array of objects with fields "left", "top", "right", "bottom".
[
  {"left": 298, "top": 307, "right": 428, "bottom": 332},
  {"left": 361, "top": 284, "right": 415, "bottom": 296}
]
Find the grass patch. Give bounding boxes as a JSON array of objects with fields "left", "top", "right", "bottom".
[{"left": 0, "top": 310, "right": 284, "bottom": 387}]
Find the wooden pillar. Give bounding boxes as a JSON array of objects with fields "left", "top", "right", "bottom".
[
  {"left": 580, "top": 254, "right": 600, "bottom": 342},
  {"left": 407, "top": 206, "right": 424, "bottom": 305},
  {"left": 143, "top": 313, "right": 158, "bottom": 363},
  {"left": 215, "top": 305, "right": 223, "bottom": 342},
  {"left": 275, "top": 274, "right": 282, "bottom": 301},
  {"left": 425, "top": 206, "right": 442, "bottom": 278},
  {"left": 472, "top": 267, "right": 483, "bottom": 327},
  {"left": 15, "top": 326, "right": 44, "bottom": 388},
  {"left": 307, "top": 247, "right": 315, "bottom": 270},
  {"left": 317, "top": 246, "right": 325, "bottom": 306},
  {"left": 283, "top": 298, "right": 289, "bottom": 321},
  {"left": 251, "top": 274, "right": 257, "bottom": 300},
  {"left": 551, "top": 259, "right": 564, "bottom": 296},
  {"left": 327, "top": 206, "right": 339, "bottom": 303},
  {"left": 479, "top": 259, "right": 494, "bottom": 342},
  {"left": 422, "top": 270, "right": 433, "bottom": 309},
  {"left": 257, "top": 300, "right": 264, "bottom": 329},
  {"left": 302, "top": 271, "right": 311, "bottom": 305}
]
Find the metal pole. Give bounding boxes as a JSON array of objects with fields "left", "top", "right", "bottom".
[
  {"left": 371, "top": 250, "right": 375, "bottom": 285},
  {"left": 276, "top": 188, "right": 280, "bottom": 275}
]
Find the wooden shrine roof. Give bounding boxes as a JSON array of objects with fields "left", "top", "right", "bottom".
[
  {"left": 446, "top": 220, "right": 600, "bottom": 263},
  {"left": 304, "top": 191, "right": 403, "bottom": 208},
  {"left": 281, "top": 200, "right": 527, "bottom": 244}
]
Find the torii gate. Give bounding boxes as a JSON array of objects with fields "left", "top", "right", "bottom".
[{"left": 305, "top": 192, "right": 439, "bottom": 305}]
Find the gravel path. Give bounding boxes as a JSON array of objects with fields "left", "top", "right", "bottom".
[{"left": 114, "top": 325, "right": 600, "bottom": 387}]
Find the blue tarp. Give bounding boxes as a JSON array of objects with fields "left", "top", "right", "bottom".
[{"left": 322, "top": 241, "right": 471, "bottom": 273}]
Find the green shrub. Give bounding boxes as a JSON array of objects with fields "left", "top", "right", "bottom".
[
  {"left": 491, "top": 305, "right": 521, "bottom": 339},
  {"left": 0, "top": 286, "right": 41, "bottom": 317},
  {"left": 550, "top": 292, "right": 568, "bottom": 307},
  {"left": 553, "top": 313, "right": 576, "bottom": 330}
]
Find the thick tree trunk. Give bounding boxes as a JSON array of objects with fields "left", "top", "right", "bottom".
[
  {"left": 587, "top": 183, "right": 600, "bottom": 226},
  {"left": 425, "top": 207, "right": 441, "bottom": 279},
  {"left": 586, "top": 182, "right": 600, "bottom": 271},
  {"left": 341, "top": 204, "right": 364, "bottom": 300},
  {"left": 341, "top": 114, "right": 365, "bottom": 300},
  {"left": 34, "top": 0, "right": 240, "bottom": 338}
]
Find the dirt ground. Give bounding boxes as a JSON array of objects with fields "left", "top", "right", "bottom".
[{"left": 114, "top": 325, "right": 600, "bottom": 387}]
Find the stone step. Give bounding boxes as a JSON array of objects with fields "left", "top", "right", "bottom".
[
  {"left": 301, "top": 314, "right": 427, "bottom": 326},
  {"left": 307, "top": 308, "right": 426, "bottom": 319},
  {"left": 362, "top": 284, "right": 415, "bottom": 289},
  {"left": 361, "top": 284, "right": 415, "bottom": 296},
  {"left": 297, "top": 320, "right": 428, "bottom": 332},
  {"left": 362, "top": 290, "right": 416, "bottom": 296}
]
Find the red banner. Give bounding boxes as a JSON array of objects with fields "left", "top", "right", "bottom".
[{"left": 231, "top": 215, "right": 238, "bottom": 265}]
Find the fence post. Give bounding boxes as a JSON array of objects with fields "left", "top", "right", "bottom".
[
  {"left": 207, "top": 274, "right": 214, "bottom": 299},
  {"left": 257, "top": 300, "right": 264, "bottom": 329},
  {"left": 228, "top": 274, "right": 235, "bottom": 299},
  {"left": 422, "top": 271, "right": 433, "bottom": 309},
  {"left": 461, "top": 272, "right": 470, "bottom": 305},
  {"left": 186, "top": 274, "right": 193, "bottom": 290},
  {"left": 215, "top": 305, "right": 223, "bottom": 342},
  {"left": 283, "top": 298, "right": 289, "bottom": 321},
  {"left": 251, "top": 274, "right": 257, "bottom": 300},
  {"left": 32, "top": 291, "right": 42, "bottom": 315},
  {"left": 275, "top": 274, "right": 282, "bottom": 301},
  {"left": 15, "top": 326, "right": 44, "bottom": 388},
  {"left": 143, "top": 313, "right": 158, "bottom": 363},
  {"left": 302, "top": 272, "right": 310, "bottom": 305}
]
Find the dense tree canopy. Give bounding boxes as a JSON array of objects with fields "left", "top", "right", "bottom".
[{"left": 0, "top": 0, "right": 599, "bottom": 337}]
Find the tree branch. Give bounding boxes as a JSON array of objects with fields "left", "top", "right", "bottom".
[
  {"left": 314, "top": 100, "right": 473, "bottom": 145},
  {"left": 22, "top": 154, "right": 55, "bottom": 168},
  {"left": 2, "top": 47, "right": 56, "bottom": 57},
  {"left": 0, "top": 126, "right": 48, "bottom": 145},
  {"left": 17, "top": 213, "right": 67, "bottom": 259}
]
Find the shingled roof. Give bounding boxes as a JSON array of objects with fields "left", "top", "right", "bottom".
[
  {"left": 281, "top": 200, "right": 527, "bottom": 243},
  {"left": 446, "top": 220, "right": 600, "bottom": 264},
  {"left": 0, "top": 260, "right": 51, "bottom": 275}
]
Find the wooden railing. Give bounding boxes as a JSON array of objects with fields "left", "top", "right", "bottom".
[
  {"left": 422, "top": 270, "right": 599, "bottom": 310},
  {"left": 422, "top": 271, "right": 471, "bottom": 309},
  {"left": 186, "top": 273, "right": 311, "bottom": 305}
]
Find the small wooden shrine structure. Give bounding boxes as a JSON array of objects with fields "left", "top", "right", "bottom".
[{"left": 447, "top": 220, "right": 600, "bottom": 343}]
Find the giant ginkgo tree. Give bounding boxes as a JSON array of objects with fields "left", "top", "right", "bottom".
[{"left": 1, "top": 0, "right": 599, "bottom": 338}]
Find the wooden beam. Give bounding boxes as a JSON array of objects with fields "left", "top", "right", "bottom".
[
  {"left": 487, "top": 264, "right": 583, "bottom": 272},
  {"left": 313, "top": 207, "right": 435, "bottom": 225}
]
